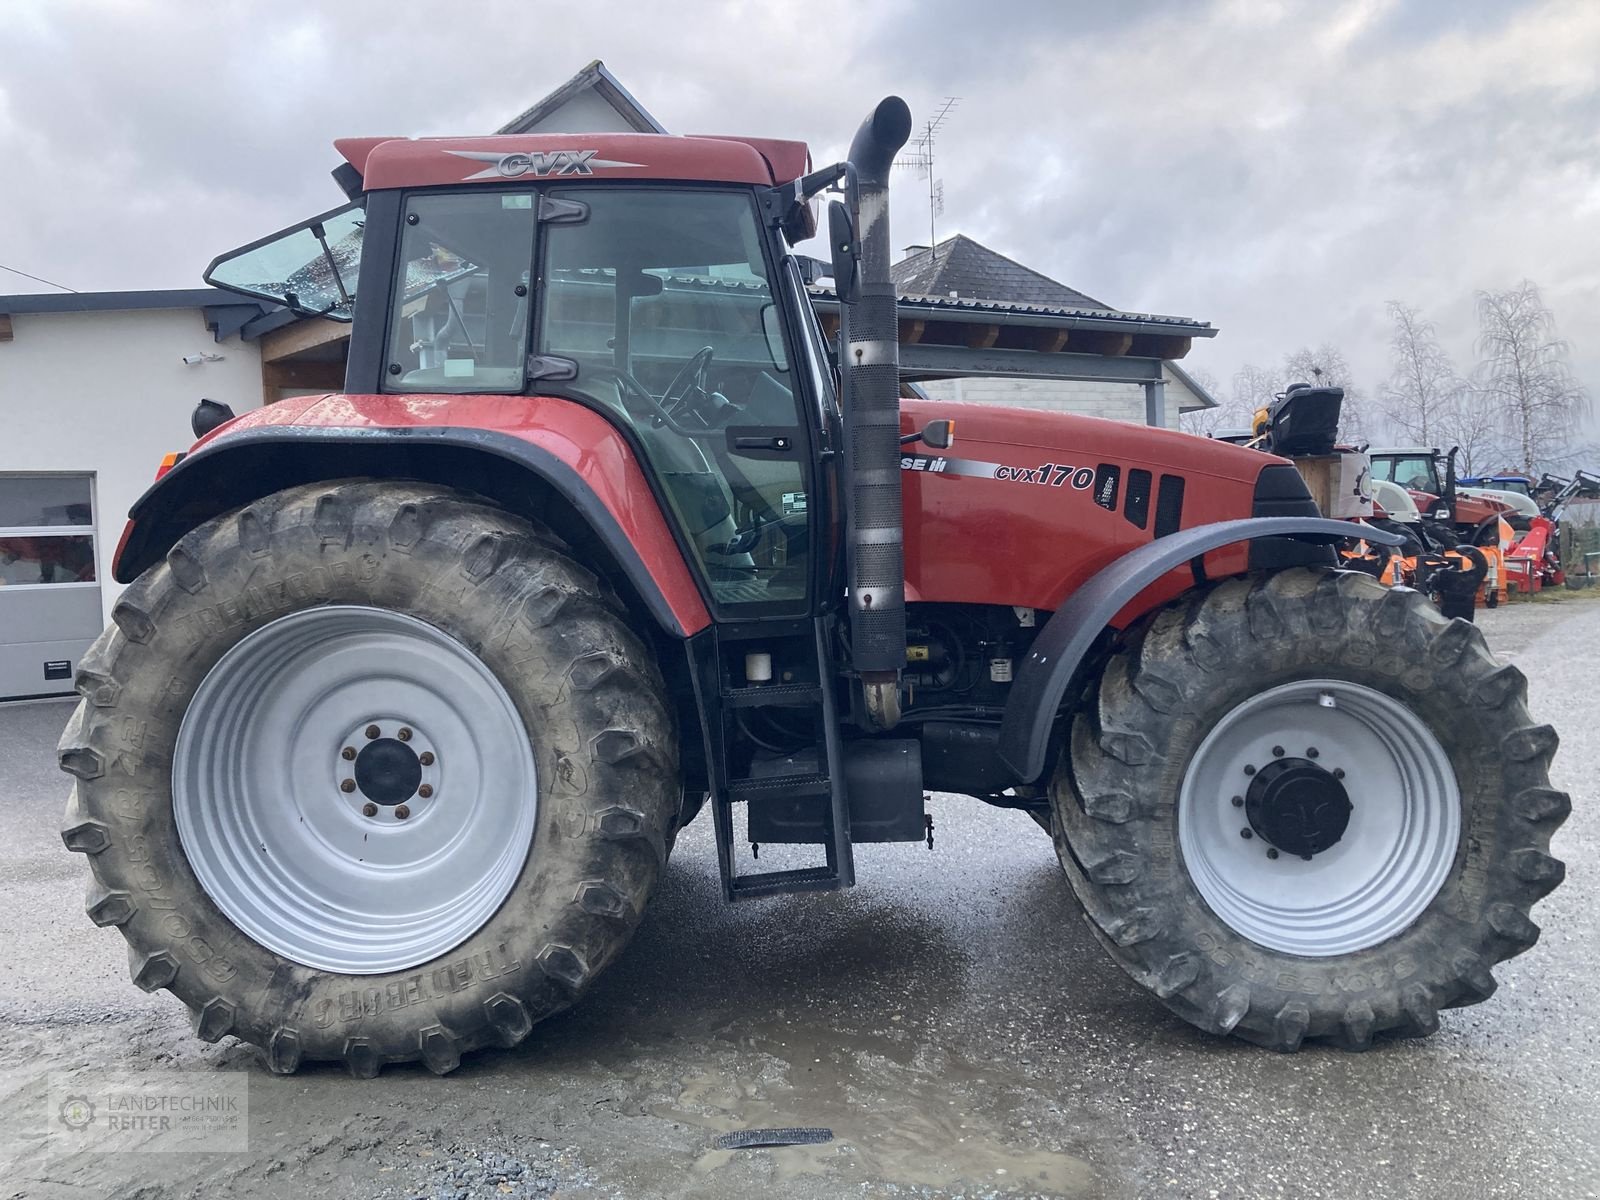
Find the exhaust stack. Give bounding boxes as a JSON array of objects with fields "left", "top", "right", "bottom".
[{"left": 839, "top": 96, "right": 913, "bottom": 725}]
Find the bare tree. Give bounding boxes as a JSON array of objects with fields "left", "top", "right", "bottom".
[
  {"left": 1379, "top": 302, "right": 1461, "bottom": 446},
  {"left": 1282, "top": 343, "right": 1370, "bottom": 440},
  {"left": 1474, "top": 281, "right": 1591, "bottom": 474},
  {"left": 1232, "top": 362, "right": 1279, "bottom": 416},
  {"left": 1177, "top": 367, "right": 1250, "bottom": 436},
  {"left": 1437, "top": 387, "right": 1503, "bottom": 477}
]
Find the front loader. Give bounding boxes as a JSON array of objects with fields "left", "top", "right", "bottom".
[{"left": 59, "top": 97, "right": 1567, "bottom": 1075}]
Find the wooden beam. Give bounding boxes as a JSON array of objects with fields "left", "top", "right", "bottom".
[
  {"left": 1021, "top": 326, "right": 1070, "bottom": 353},
  {"left": 263, "top": 360, "right": 346, "bottom": 391},
  {"left": 898, "top": 317, "right": 926, "bottom": 344},
  {"left": 0, "top": 314, "right": 11, "bottom": 342},
  {"left": 259, "top": 317, "right": 350, "bottom": 363},
  {"left": 1128, "top": 333, "right": 1193, "bottom": 360},
  {"left": 1075, "top": 331, "right": 1133, "bottom": 357},
  {"left": 963, "top": 323, "right": 1001, "bottom": 350}
]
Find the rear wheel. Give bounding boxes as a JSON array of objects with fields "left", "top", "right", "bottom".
[
  {"left": 1052, "top": 568, "right": 1568, "bottom": 1050},
  {"left": 59, "top": 481, "right": 677, "bottom": 1075}
]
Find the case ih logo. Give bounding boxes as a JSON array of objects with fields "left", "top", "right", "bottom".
[{"left": 446, "top": 149, "right": 644, "bottom": 181}]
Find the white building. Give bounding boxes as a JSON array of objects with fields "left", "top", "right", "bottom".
[{"left": 0, "top": 290, "right": 269, "bottom": 697}]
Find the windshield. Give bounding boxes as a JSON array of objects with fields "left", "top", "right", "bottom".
[
  {"left": 204, "top": 203, "right": 364, "bottom": 320},
  {"left": 1372, "top": 455, "right": 1440, "bottom": 494}
]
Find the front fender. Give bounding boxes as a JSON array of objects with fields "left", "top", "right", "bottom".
[{"left": 997, "top": 517, "right": 1404, "bottom": 784}]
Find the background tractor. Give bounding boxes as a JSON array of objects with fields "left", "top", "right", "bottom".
[{"left": 59, "top": 97, "right": 1567, "bottom": 1076}]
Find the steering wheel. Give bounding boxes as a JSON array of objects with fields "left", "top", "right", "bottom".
[
  {"left": 589, "top": 363, "right": 712, "bottom": 439},
  {"left": 661, "top": 346, "right": 716, "bottom": 423}
]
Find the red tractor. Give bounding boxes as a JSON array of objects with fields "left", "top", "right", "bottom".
[{"left": 60, "top": 98, "right": 1567, "bottom": 1076}]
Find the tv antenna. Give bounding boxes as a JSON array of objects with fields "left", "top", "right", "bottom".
[{"left": 894, "top": 97, "right": 959, "bottom": 260}]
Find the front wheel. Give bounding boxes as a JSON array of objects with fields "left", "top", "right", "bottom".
[
  {"left": 59, "top": 481, "right": 678, "bottom": 1075},
  {"left": 1052, "top": 569, "right": 1568, "bottom": 1050}
]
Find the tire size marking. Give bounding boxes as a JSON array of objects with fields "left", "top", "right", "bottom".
[
  {"left": 314, "top": 944, "right": 523, "bottom": 1028},
  {"left": 123, "top": 833, "right": 239, "bottom": 984}
]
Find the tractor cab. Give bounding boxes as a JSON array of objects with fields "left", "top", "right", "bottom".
[
  {"left": 1369, "top": 447, "right": 1445, "bottom": 498},
  {"left": 205, "top": 143, "right": 839, "bottom": 618}
]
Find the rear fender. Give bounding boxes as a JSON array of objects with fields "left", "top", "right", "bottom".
[
  {"left": 114, "top": 425, "right": 711, "bottom": 639},
  {"left": 997, "top": 517, "right": 1404, "bottom": 784}
]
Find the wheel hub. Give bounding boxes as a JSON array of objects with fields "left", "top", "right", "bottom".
[
  {"left": 353, "top": 738, "right": 422, "bottom": 806},
  {"left": 1245, "top": 757, "right": 1352, "bottom": 857}
]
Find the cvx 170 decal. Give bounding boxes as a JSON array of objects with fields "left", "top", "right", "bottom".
[{"left": 902, "top": 454, "right": 1097, "bottom": 491}]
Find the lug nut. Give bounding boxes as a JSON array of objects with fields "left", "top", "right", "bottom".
[
  {"left": 418, "top": 784, "right": 433, "bottom": 799},
  {"left": 1272, "top": 745, "right": 1285, "bottom": 758},
  {"left": 1240, "top": 829, "right": 1254, "bottom": 840},
  {"left": 362, "top": 802, "right": 378, "bottom": 817},
  {"left": 419, "top": 751, "right": 435, "bottom": 766},
  {"left": 1243, "top": 765, "right": 1256, "bottom": 776},
  {"left": 1301, "top": 853, "right": 1314, "bottom": 861},
  {"left": 340, "top": 779, "right": 356, "bottom": 793},
  {"left": 398, "top": 727, "right": 413, "bottom": 742},
  {"left": 341, "top": 746, "right": 356, "bottom": 761},
  {"left": 365, "top": 724, "right": 380, "bottom": 740},
  {"left": 1333, "top": 768, "right": 1346, "bottom": 779},
  {"left": 1307, "top": 747, "right": 1320, "bottom": 759},
  {"left": 1231, "top": 795, "right": 1244, "bottom": 808},
  {"left": 395, "top": 805, "right": 411, "bottom": 820},
  {"left": 1267, "top": 848, "right": 1280, "bottom": 860}
]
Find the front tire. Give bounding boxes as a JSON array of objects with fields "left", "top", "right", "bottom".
[
  {"left": 1052, "top": 569, "right": 1568, "bottom": 1050},
  {"left": 59, "top": 481, "right": 678, "bottom": 1075}
]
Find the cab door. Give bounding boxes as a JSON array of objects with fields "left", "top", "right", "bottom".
[{"left": 533, "top": 186, "right": 822, "bottom": 617}]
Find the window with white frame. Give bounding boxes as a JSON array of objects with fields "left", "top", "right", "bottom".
[{"left": 0, "top": 475, "right": 97, "bottom": 588}]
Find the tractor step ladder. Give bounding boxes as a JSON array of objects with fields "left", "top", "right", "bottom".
[{"left": 695, "top": 617, "right": 854, "bottom": 901}]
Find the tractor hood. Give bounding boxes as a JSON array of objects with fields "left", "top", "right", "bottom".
[
  {"left": 897, "top": 398, "right": 1295, "bottom": 612},
  {"left": 899, "top": 398, "right": 1277, "bottom": 490}
]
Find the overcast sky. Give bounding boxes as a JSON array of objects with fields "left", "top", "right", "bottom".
[{"left": 3, "top": 0, "right": 1597, "bottom": 424}]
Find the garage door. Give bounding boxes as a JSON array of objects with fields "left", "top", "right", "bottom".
[{"left": 0, "top": 475, "right": 103, "bottom": 700}]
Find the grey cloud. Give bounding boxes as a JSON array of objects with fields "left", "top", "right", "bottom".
[{"left": 2, "top": 0, "right": 1596, "bottom": 442}]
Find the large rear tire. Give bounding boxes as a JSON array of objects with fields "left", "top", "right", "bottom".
[
  {"left": 1052, "top": 568, "right": 1568, "bottom": 1051},
  {"left": 59, "top": 481, "right": 678, "bottom": 1076}
]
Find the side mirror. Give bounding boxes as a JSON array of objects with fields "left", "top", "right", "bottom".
[
  {"left": 899, "top": 418, "right": 955, "bottom": 450},
  {"left": 828, "top": 201, "right": 860, "bottom": 304}
]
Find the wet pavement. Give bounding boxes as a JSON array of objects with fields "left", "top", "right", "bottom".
[{"left": 2, "top": 594, "right": 1596, "bottom": 1199}]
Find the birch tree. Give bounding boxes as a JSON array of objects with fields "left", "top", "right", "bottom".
[
  {"left": 1474, "top": 281, "right": 1590, "bottom": 474},
  {"left": 1178, "top": 367, "right": 1248, "bottom": 436},
  {"left": 1379, "top": 302, "right": 1461, "bottom": 446}
]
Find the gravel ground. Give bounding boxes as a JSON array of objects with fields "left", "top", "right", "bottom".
[{"left": 1, "top": 593, "right": 1596, "bottom": 1200}]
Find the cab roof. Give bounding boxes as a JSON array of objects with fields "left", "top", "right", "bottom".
[{"left": 338, "top": 133, "right": 810, "bottom": 192}]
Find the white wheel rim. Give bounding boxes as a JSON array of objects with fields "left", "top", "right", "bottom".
[
  {"left": 173, "top": 606, "right": 537, "bottom": 974},
  {"left": 1178, "top": 679, "right": 1460, "bottom": 957}
]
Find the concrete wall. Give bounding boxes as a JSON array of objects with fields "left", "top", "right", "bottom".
[
  {"left": 917, "top": 362, "right": 1201, "bottom": 426},
  {"left": 0, "top": 307, "right": 264, "bottom": 622}
]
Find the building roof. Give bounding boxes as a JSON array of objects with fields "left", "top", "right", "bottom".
[
  {"left": 498, "top": 59, "right": 667, "bottom": 135},
  {"left": 0, "top": 288, "right": 280, "bottom": 342},
  {"left": 0, "top": 288, "right": 245, "bottom": 314},
  {"left": 892, "top": 234, "right": 1111, "bottom": 311},
  {"left": 1167, "top": 361, "right": 1219, "bottom": 410}
]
